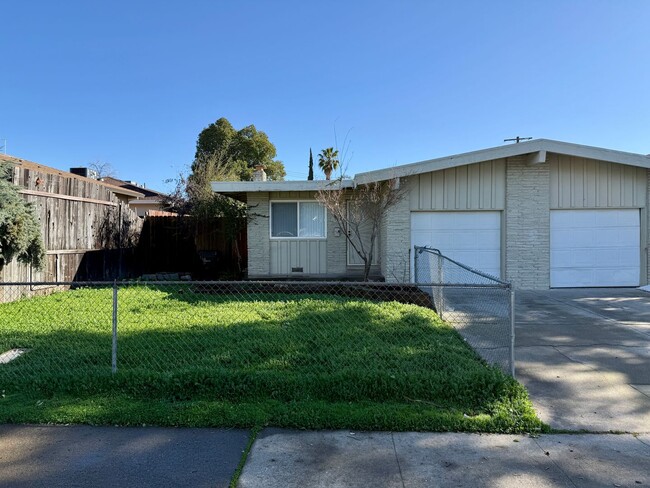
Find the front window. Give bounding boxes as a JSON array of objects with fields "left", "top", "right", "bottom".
[{"left": 271, "top": 202, "right": 326, "bottom": 238}]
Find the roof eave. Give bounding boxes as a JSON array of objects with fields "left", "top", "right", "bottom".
[
  {"left": 211, "top": 180, "right": 355, "bottom": 193},
  {"left": 354, "top": 139, "right": 650, "bottom": 184}
]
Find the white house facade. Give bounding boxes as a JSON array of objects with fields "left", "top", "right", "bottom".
[{"left": 212, "top": 139, "right": 650, "bottom": 290}]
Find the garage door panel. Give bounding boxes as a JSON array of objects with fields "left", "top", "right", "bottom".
[
  {"left": 411, "top": 211, "right": 501, "bottom": 279},
  {"left": 411, "top": 214, "right": 429, "bottom": 229},
  {"left": 455, "top": 232, "right": 478, "bottom": 249},
  {"left": 551, "top": 250, "right": 573, "bottom": 267},
  {"left": 593, "top": 268, "right": 638, "bottom": 284},
  {"left": 551, "top": 211, "right": 574, "bottom": 228},
  {"left": 618, "top": 248, "right": 640, "bottom": 267},
  {"left": 570, "top": 250, "right": 596, "bottom": 267},
  {"left": 551, "top": 229, "right": 580, "bottom": 247},
  {"left": 550, "top": 209, "right": 640, "bottom": 287},
  {"left": 618, "top": 211, "right": 639, "bottom": 226},
  {"left": 617, "top": 228, "right": 640, "bottom": 244},
  {"left": 593, "top": 248, "right": 620, "bottom": 263},
  {"left": 551, "top": 268, "right": 588, "bottom": 287},
  {"left": 594, "top": 229, "right": 620, "bottom": 246},
  {"left": 594, "top": 211, "right": 619, "bottom": 226}
]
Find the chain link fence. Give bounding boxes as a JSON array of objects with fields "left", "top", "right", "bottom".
[
  {"left": 0, "top": 279, "right": 519, "bottom": 404},
  {"left": 414, "top": 246, "right": 515, "bottom": 376}
]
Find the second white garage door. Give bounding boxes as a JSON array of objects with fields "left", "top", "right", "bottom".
[
  {"left": 411, "top": 211, "right": 501, "bottom": 279},
  {"left": 550, "top": 209, "right": 640, "bottom": 287}
]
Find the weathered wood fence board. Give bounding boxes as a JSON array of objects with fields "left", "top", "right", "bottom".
[{"left": 0, "top": 159, "right": 143, "bottom": 301}]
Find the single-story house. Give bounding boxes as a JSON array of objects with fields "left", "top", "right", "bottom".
[{"left": 211, "top": 139, "right": 650, "bottom": 289}]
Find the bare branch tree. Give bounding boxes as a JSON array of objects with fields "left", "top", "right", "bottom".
[
  {"left": 89, "top": 161, "right": 116, "bottom": 179},
  {"left": 316, "top": 178, "right": 406, "bottom": 281}
]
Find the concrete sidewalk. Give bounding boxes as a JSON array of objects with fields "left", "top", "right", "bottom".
[
  {"left": 239, "top": 429, "right": 650, "bottom": 488},
  {"left": 3, "top": 425, "right": 649, "bottom": 487},
  {"left": 0, "top": 425, "right": 249, "bottom": 488}
]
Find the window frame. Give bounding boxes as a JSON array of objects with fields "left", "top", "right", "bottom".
[{"left": 269, "top": 200, "right": 327, "bottom": 240}]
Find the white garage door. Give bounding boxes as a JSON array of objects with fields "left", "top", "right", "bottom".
[
  {"left": 411, "top": 212, "right": 501, "bottom": 279},
  {"left": 550, "top": 209, "right": 640, "bottom": 287}
]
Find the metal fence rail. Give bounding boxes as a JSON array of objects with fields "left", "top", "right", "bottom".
[{"left": 413, "top": 246, "right": 515, "bottom": 376}]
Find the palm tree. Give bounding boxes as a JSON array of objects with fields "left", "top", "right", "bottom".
[{"left": 318, "top": 147, "right": 339, "bottom": 180}]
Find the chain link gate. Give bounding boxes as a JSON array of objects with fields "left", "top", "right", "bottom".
[{"left": 414, "top": 246, "right": 515, "bottom": 376}]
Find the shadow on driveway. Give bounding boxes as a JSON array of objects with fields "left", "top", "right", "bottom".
[{"left": 515, "top": 288, "right": 650, "bottom": 432}]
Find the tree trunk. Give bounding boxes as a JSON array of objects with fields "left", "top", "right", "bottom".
[
  {"left": 325, "top": 169, "right": 332, "bottom": 180},
  {"left": 363, "top": 261, "right": 372, "bottom": 281}
]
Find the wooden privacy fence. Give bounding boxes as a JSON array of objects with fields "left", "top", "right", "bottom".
[
  {"left": 136, "top": 216, "right": 247, "bottom": 278},
  {"left": 0, "top": 157, "right": 143, "bottom": 300}
]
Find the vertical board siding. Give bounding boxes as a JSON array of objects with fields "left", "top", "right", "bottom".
[
  {"left": 409, "top": 160, "right": 506, "bottom": 211},
  {"left": 550, "top": 155, "right": 646, "bottom": 209},
  {"left": 270, "top": 240, "right": 327, "bottom": 274},
  {"left": 267, "top": 191, "right": 328, "bottom": 274}
]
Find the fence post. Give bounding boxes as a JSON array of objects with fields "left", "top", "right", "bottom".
[
  {"left": 437, "top": 253, "right": 444, "bottom": 320},
  {"left": 510, "top": 287, "right": 516, "bottom": 378},
  {"left": 413, "top": 247, "right": 419, "bottom": 283},
  {"left": 112, "top": 280, "right": 118, "bottom": 374}
]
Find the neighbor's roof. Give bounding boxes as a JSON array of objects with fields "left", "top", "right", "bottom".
[
  {"left": 211, "top": 139, "right": 650, "bottom": 193},
  {"left": 1, "top": 154, "right": 145, "bottom": 198},
  {"left": 101, "top": 176, "right": 167, "bottom": 198},
  {"left": 128, "top": 196, "right": 163, "bottom": 205}
]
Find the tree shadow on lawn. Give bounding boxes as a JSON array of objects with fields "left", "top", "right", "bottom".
[
  {"left": 0, "top": 308, "right": 509, "bottom": 404},
  {"left": 0, "top": 291, "right": 534, "bottom": 428}
]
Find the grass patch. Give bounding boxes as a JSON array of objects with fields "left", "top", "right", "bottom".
[{"left": 0, "top": 285, "right": 544, "bottom": 433}]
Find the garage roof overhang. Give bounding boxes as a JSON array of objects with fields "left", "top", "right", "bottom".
[
  {"left": 211, "top": 139, "right": 650, "bottom": 195},
  {"left": 354, "top": 139, "right": 650, "bottom": 184}
]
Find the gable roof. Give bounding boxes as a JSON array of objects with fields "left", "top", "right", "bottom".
[
  {"left": 211, "top": 139, "right": 650, "bottom": 193},
  {"left": 353, "top": 139, "right": 650, "bottom": 184}
]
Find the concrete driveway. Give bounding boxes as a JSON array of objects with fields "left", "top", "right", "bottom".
[{"left": 516, "top": 288, "right": 650, "bottom": 432}]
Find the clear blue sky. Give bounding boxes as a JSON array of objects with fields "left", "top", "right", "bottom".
[{"left": 2, "top": 1, "right": 649, "bottom": 190}]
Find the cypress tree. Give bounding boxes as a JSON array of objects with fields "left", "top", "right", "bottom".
[
  {"left": 308, "top": 148, "right": 314, "bottom": 180},
  {"left": 0, "top": 162, "right": 45, "bottom": 270}
]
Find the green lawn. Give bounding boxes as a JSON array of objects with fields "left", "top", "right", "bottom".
[{"left": 0, "top": 286, "right": 544, "bottom": 433}]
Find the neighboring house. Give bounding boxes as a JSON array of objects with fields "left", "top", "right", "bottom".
[
  {"left": 212, "top": 139, "right": 650, "bottom": 290},
  {"left": 0, "top": 155, "right": 143, "bottom": 290},
  {"left": 99, "top": 176, "right": 169, "bottom": 217}
]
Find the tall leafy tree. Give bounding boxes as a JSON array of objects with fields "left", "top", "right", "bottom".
[
  {"left": 194, "top": 117, "right": 286, "bottom": 181},
  {"left": 163, "top": 151, "right": 248, "bottom": 273},
  {"left": 308, "top": 148, "right": 314, "bottom": 180},
  {"left": 0, "top": 163, "right": 45, "bottom": 270},
  {"left": 318, "top": 147, "right": 339, "bottom": 180}
]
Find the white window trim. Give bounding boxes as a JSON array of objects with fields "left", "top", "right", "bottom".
[{"left": 269, "top": 200, "right": 328, "bottom": 240}]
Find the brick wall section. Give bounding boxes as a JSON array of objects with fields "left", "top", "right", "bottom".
[
  {"left": 326, "top": 209, "right": 348, "bottom": 274},
  {"left": 382, "top": 177, "right": 412, "bottom": 283},
  {"left": 505, "top": 158, "right": 550, "bottom": 289},
  {"left": 247, "top": 192, "right": 270, "bottom": 276}
]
